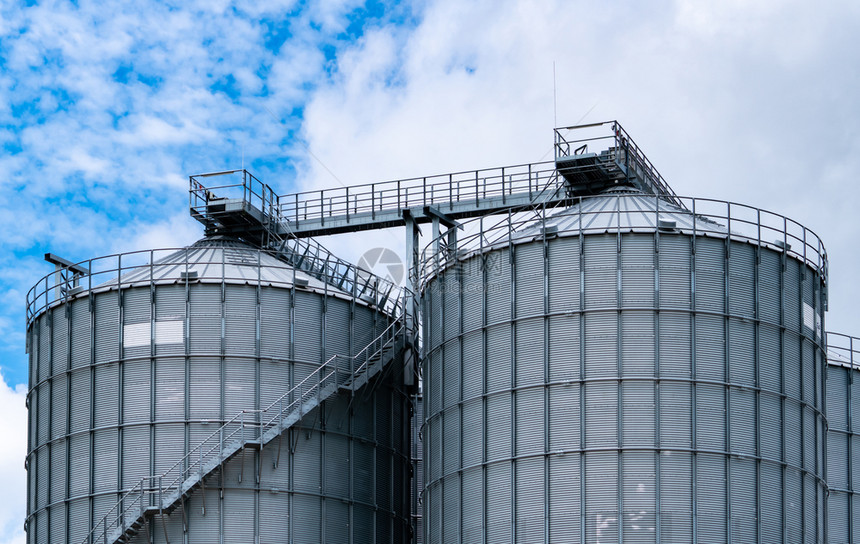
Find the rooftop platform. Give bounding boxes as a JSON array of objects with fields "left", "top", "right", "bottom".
[{"left": 553, "top": 121, "right": 685, "bottom": 208}]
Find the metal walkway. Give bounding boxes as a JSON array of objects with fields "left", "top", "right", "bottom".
[
  {"left": 190, "top": 121, "right": 683, "bottom": 240},
  {"left": 83, "top": 318, "right": 406, "bottom": 544},
  {"left": 190, "top": 161, "right": 568, "bottom": 239}
]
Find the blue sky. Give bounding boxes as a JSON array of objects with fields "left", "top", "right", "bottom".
[
  {"left": 2, "top": 0, "right": 860, "bottom": 541},
  {"left": 0, "top": 0, "right": 418, "bottom": 387}
]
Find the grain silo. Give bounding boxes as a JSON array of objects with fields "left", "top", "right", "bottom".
[
  {"left": 25, "top": 122, "right": 854, "bottom": 543},
  {"left": 419, "top": 130, "right": 829, "bottom": 542},
  {"left": 25, "top": 231, "right": 413, "bottom": 543},
  {"left": 826, "top": 332, "right": 860, "bottom": 542}
]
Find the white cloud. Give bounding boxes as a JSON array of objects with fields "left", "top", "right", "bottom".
[
  {"left": 0, "top": 374, "right": 27, "bottom": 544},
  {"left": 309, "top": 0, "right": 366, "bottom": 34},
  {"left": 235, "top": 0, "right": 300, "bottom": 18},
  {"left": 0, "top": 2, "right": 411, "bottom": 538},
  {"left": 117, "top": 211, "right": 205, "bottom": 255},
  {"left": 116, "top": 114, "right": 217, "bottom": 147},
  {"left": 297, "top": 0, "right": 860, "bottom": 337}
]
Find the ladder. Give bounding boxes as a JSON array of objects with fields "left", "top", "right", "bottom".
[{"left": 82, "top": 317, "right": 407, "bottom": 544}]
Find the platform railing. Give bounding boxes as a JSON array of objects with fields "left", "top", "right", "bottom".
[
  {"left": 189, "top": 169, "right": 280, "bottom": 228},
  {"left": 277, "top": 162, "right": 561, "bottom": 224},
  {"left": 419, "top": 192, "right": 828, "bottom": 291},
  {"left": 26, "top": 239, "right": 405, "bottom": 328},
  {"left": 554, "top": 120, "right": 685, "bottom": 209},
  {"left": 81, "top": 315, "right": 405, "bottom": 544},
  {"left": 827, "top": 332, "right": 860, "bottom": 369}
]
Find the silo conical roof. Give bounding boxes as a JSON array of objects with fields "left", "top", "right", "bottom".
[
  {"left": 513, "top": 186, "right": 726, "bottom": 239},
  {"left": 106, "top": 236, "right": 353, "bottom": 296}
]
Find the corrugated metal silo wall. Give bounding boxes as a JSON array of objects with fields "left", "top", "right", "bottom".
[
  {"left": 26, "top": 277, "right": 412, "bottom": 543},
  {"left": 412, "top": 394, "right": 424, "bottom": 544},
  {"left": 826, "top": 355, "right": 860, "bottom": 543},
  {"left": 421, "top": 231, "right": 827, "bottom": 543}
]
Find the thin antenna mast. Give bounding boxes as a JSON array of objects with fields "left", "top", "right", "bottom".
[{"left": 553, "top": 61, "right": 557, "bottom": 128}]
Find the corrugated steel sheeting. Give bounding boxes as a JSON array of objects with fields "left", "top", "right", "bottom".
[
  {"left": 421, "top": 202, "right": 828, "bottom": 543},
  {"left": 826, "top": 354, "right": 860, "bottom": 543},
  {"left": 25, "top": 238, "right": 411, "bottom": 544}
]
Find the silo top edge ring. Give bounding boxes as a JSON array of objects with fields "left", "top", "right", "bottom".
[
  {"left": 418, "top": 191, "right": 827, "bottom": 291},
  {"left": 26, "top": 239, "right": 402, "bottom": 326}
]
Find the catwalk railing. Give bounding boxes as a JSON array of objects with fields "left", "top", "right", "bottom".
[
  {"left": 26, "top": 242, "right": 405, "bottom": 328},
  {"left": 419, "top": 193, "right": 828, "bottom": 291},
  {"left": 827, "top": 332, "right": 860, "bottom": 369},
  {"left": 277, "top": 162, "right": 564, "bottom": 225}
]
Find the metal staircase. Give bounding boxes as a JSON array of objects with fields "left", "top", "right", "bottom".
[
  {"left": 188, "top": 168, "right": 405, "bottom": 315},
  {"left": 83, "top": 316, "right": 406, "bottom": 544}
]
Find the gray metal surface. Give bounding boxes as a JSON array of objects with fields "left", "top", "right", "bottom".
[
  {"left": 25, "top": 238, "right": 412, "bottom": 544},
  {"left": 420, "top": 192, "right": 828, "bottom": 543},
  {"left": 826, "top": 332, "right": 860, "bottom": 544},
  {"left": 412, "top": 394, "right": 424, "bottom": 544}
]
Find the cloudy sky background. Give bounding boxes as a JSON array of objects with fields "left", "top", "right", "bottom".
[{"left": 1, "top": 0, "right": 859, "bottom": 541}]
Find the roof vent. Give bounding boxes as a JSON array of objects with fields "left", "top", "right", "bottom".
[
  {"left": 180, "top": 270, "right": 199, "bottom": 281},
  {"left": 658, "top": 218, "right": 676, "bottom": 231},
  {"left": 541, "top": 225, "right": 559, "bottom": 237},
  {"left": 294, "top": 277, "right": 309, "bottom": 288},
  {"left": 775, "top": 239, "right": 791, "bottom": 251},
  {"left": 68, "top": 285, "right": 85, "bottom": 296}
]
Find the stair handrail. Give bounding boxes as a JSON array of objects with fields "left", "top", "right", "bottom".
[
  {"left": 82, "top": 315, "right": 405, "bottom": 544},
  {"left": 268, "top": 226, "right": 407, "bottom": 318}
]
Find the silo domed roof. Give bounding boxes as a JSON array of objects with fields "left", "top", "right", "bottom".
[
  {"left": 106, "top": 236, "right": 352, "bottom": 296},
  {"left": 513, "top": 186, "right": 726, "bottom": 240}
]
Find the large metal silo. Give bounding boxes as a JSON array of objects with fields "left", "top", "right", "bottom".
[
  {"left": 825, "top": 332, "right": 860, "bottom": 543},
  {"left": 26, "top": 237, "right": 412, "bottom": 544},
  {"left": 420, "top": 187, "right": 828, "bottom": 543}
]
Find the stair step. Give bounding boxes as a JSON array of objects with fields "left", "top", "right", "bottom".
[{"left": 92, "top": 328, "right": 406, "bottom": 544}]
